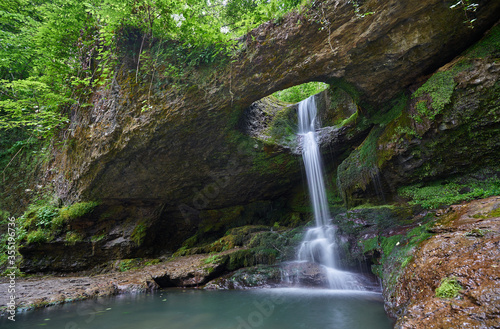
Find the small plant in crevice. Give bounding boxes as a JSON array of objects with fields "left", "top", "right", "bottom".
[
  {"left": 118, "top": 258, "right": 142, "bottom": 272},
  {"left": 131, "top": 222, "right": 148, "bottom": 246},
  {"left": 464, "top": 228, "right": 490, "bottom": 237},
  {"left": 350, "top": 0, "right": 375, "bottom": 18},
  {"left": 435, "top": 276, "right": 462, "bottom": 299},
  {"left": 449, "top": 0, "right": 478, "bottom": 29},
  {"left": 203, "top": 253, "right": 223, "bottom": 265},
  {"left": 65, "top": 231, "right": 84, "bottom": 245}
]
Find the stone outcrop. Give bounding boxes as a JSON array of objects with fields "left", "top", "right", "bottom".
[
  {"left": 388, "top": 196, "right": 500, "bottom": 329},
  {"left": 18, "top": 0, "right": 500, "bottom": 277},
  {"left": 336, "top": 23, "right": 500, "bottom": 206},
  {"left": 53, "top": 0, "right": 500, "bottom": 211},
  {"left": 32, "top": 0, "right": 498, "bottom": 269}
]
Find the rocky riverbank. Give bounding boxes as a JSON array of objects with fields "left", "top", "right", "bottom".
[{"left": 1, "top": 197, "right": 498, "bottom": 328}]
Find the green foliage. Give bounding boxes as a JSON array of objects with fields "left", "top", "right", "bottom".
[
  {"left": 466, "top": 24, "right": 500, "bottom": 58},
  {"left": 449, "top": 0, "right": 478, "bottom": 29},
  {"left": 398, "top": 169, "right": 500, "bottom": 209},
  {"left": 203, "top": 253, "right": 223, "bottom": 264},
  {"left": 435, "top": 276, "right": 462, "bottom": 298},
  {"left": 0, "top": 0, "right": 306, "bottom": 142},
  {"left": 26, "top": 228, "right": 50, "bottom": 244},
  {"left": 131, "top": 222, "right": 148, "bottom": 246},
  {"left": 0, "top": 133, "right": 51, "bottom": 215},
  {"left": 272, "top": 82, "right": 329, "bottom": 104},
  {"left": 118, "top": 258, "right": 142, "bottom": 272},
  {"left": 65, "top": 231, "right": 84, "bottom": 245},
  {"left": 53, "top": 201, "right": 99, "bottom": 229},
  {"left": 412, "top": 70, "right": 456, "bottom": 120},
  {"left": 19, "top": 203, "right": 59, "bottom": 232}
]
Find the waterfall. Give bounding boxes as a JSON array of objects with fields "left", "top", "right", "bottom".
[{"left": 294, "top": 96, "right": 362, "bottom": 290}]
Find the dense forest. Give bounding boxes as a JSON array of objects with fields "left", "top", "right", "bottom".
[{"left": 0, "top": 0, "right": 309, "bottom": 137}]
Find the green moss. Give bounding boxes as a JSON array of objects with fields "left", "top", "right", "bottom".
[
  {"left": 131, "top": 221, "right": 148, "bottom": 246},
  {"left": 251, "top": 150, "right": 299, "bottom": 176},
  {"left": 90, "top": 233, "right": 106, "bottom": 242},
  {"left": 361, "top": 218, "right": 435, "bottom": 281},
  {"left": 203, "top": 253, "right": 223, "bottom": 264},
  {"left": 412, "top": 70, "right": 456, "bottom": 117},
  {"left": 362, "top": 237, "right": 378, "bottom": 253},
  {"left": 65, "top": 231, "right": 84, "bottom": 245},
  {"left": 26, "top": 229, "right": 51, "bottom": 244},
  {"left": 398, "top": 169, "right": 500, "bottom": 209},
  {"left": 336, "top": 127, "right": 383, "bottom": 206},
  {"left": 327, "top": 78, "right": 361, "bottom": 104},
  {"left": 118, "top": 258, "right": 142, "bottom": 272},
  {"left": 58, "top": 201, "right": 99, "bottom": 221},
  {"left": 338, "top": 111, "right": 358, "bottom": 127},
  {"left": 464, "top": 228, "right": 489, "bottom": 237},
  {"left": 266, "top": 107, "right": 297, "bottom": 144},
  {"left": 52, "top": 201, "right": 99, "bottom": 230},
  {"left": 435, "top": 276, "right": 462, "bottom": 299},
  {"left": 412, "top": 61, "right": 473, "bottom": 124},
  {"left": 465, "top": 24, "right": 500, "bottom": 58},
  {"left": 144, "top": 259, "right": 161, "bottom": 266},
  {"left": 370, "top": 94, "right": 408, "bottom": 126},
  {"left": 223, "top": 247, "right": 279, "bottom": 271},
  {"left": 272, "top": 82, "right": 328, "bottom": 103},
  {"left": 487, "top": 208, "right": 500, "bottom": 218}
]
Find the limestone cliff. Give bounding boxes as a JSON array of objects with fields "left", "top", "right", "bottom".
[{"left": 27, "top": 0, "right": 497, "bottom": 265}]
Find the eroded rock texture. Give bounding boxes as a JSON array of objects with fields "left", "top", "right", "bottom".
[
  {"left": 388, "top": 197, "right": 500, "bottom": 329},
  {"left": 55, "top": 0, "right": 500, "bottom": 209}
]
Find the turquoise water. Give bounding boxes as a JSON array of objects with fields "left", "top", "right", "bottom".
[{"left": 1, "top": 288, "right": 394, "bottom": 328}]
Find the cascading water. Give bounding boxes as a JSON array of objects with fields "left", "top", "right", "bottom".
[{"left": 294, "top": 95, "right": 362, "bottom": 290}]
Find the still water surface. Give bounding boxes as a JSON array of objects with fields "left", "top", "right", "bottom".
[{"left": 1, "top": 288, "right": 394, "bottom": 329}]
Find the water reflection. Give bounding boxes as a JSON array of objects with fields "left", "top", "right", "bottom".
[{"left": 1, "top": 288, "right": 393, "bottom": 329}]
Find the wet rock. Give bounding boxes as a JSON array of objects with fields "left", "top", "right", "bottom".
[
  {"left": 204, "top": 265, "right": 282, "bottom": 289},
  {"left": 387, "top": 196, "right": 500, "bottom": 328},
  {"left": 280, "top": 261, "right": 330, "bottom": 287},
  {"left": 51, "top": 0, "right": 500, "bottom": 238},
  {"left": 337, "top": 24, "right": 500, "bottom": 205}
]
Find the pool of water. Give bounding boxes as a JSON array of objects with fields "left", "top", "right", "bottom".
[{"left": 1, "top": 288, "right": 394, "bottom": 329}]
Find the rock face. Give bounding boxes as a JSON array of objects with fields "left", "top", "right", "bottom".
[
  {"left": 35, "top": 0, "right": 500, "bottom": 268},
  {"left": 53, "top": 0, "right": 500, "bottom": 209},
  {"left": 387, "top": 196, "right": 500, "bottom": 329},
  {"left": 336, "top": 24, "right": 500, "bottom": 206}
]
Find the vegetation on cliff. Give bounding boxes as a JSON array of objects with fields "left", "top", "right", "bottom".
[
  {"left": 0, "top": 3, "right": 499, "bottom": 316},
  {"left": 0, "top": 0, "right": 306, "bottom": 140}
]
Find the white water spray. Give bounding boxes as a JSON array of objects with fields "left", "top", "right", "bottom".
[{"left": 295, "top": 96, "right": 361, "bottom": 290}]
